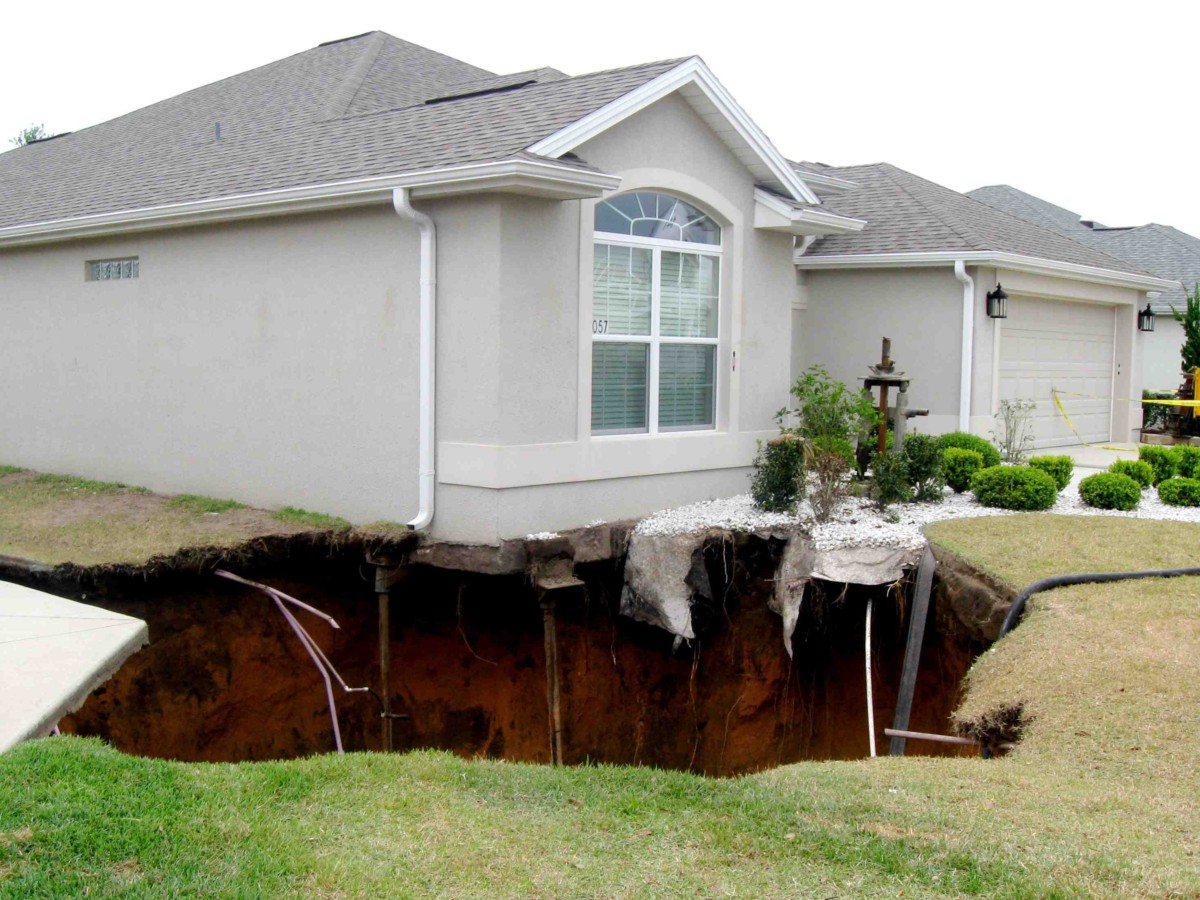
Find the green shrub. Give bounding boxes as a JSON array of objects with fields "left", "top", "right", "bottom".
[
  {"left": 1138, "top": 445, "right": 1178, "bottom": 485},
  {"left": 1173, "top": 445, "right": 1200, "bottom": 480},
  {"left": 1028, "top": 455, "right": 1074, "bottom": 492},
  {"left": 938, "top": 432, "right": 1001, "bottom": 469},
  {"left": 943, "top": 448, "right": 984, "bottom": 493},
  {"left": 1107, "top": 459, "right": 1155, "bottom": 489},
  {"left": 970, "top": 465, "right": 1057, "bottom": 511},
  {"left": 781, "top": 366, "right": 880, "bottom": 444},
  {"left": 1078, "top": 472, "right": 1141, "bottom": 511},
  {"left": 750, "top": 435, "right": 805, "bottom": 512},
  {"left": 1157, "top": 477, "right": 1200, "bottom": 507},
  {"left": 870, "top": 452, "right": 912, "bottom": 508},
  {"left": 902, "top": 433, "right": 945, "bottom": 502}
]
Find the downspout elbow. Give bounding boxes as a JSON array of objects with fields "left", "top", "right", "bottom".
[
  {"left": 954, "top": 260, "right": 974, "bottom": 433},
  {"left": 392, "top": 188, "right": 436, "bottom": 531}
]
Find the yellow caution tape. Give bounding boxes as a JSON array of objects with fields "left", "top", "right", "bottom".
[
  {"left": 1049, "top": 391, "right": 1130, "bottom": 450},
  {"left": 1051, "top": 388, "right": 1200, "bottom": 408}
]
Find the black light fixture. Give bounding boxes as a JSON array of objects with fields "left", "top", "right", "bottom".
[
  {"left": 986, "top": 282, "right": 1008, "bottom": 319},
  {"left": 1138, "top": 303, "right": 1156, "bottom": 332}
]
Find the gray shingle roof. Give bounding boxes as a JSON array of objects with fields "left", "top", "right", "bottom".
[
  {"left": 968, "top": 184, "right": 1200, "bottom": 311},
  {"left": 0, "top": 32, "right": 683, "bottom": 230},
  {"left": 803, "top": 163, "right": 1152, "bottom": 277}
]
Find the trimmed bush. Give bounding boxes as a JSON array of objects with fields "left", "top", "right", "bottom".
[
  {"left": 1078, "top": 472, "right": 1142, "bottom": 511},
  {"left": 902, "top": 433, "right": 946, "bottom": 502},
  {"left": 751, "top": 435, "right": 805, "bottom": 511},
  {"left": 1173, "top": 445, "right": 1200, "bottom": 480},
  {"left": 1138, "top": 445, "right": 1178, "bottom": 485},
  {"left": 870, "top": 452, "right": 912, "bottom": 508},
  {"left": 944, "top": 448, "right": 984, "bottom": 493},
  {"left": 1107, "top": 459, "right": 1155, "bottom": 489},
  {"left": 970, "top": 465, "right": 1057, "bottom": 511},
  {"left": 1157, "top": 477, "right": 1200, "bottom": 507},
  {"left": 939, "top": 432, "right": 1001, "bottom": 469},
  {"left": 1028, "top": 455, "right": 1074, "bottom": 492}
]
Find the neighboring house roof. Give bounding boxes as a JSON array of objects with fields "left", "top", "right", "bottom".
[
  {"left": 0, "top": 32, "right": 685, "bottom": 232},
  {"left": 968, "top": 184, "right": 1200, "bottom": 312},
  {"left": 797, "top": 162, "right": 1162, "bottom": 285}
]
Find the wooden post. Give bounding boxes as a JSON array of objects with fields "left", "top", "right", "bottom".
[
  {"left": 889, "top": 546, "right": 936, "bottom": 756},
  {"left": 540, "top": 594, "right": 564, "bottom": 765},
  {"left": 374, "top": 566, "right": 394, "bottom": 753},
  {"left": 877, "top": 384, "right": 890, "bottom": 456}
]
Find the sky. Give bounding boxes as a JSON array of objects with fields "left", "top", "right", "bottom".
[{"left": 5, "top": 0, "right": 1199, "bottom": 234}]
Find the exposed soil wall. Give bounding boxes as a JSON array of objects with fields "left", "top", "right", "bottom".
[{"left": 9, "top": 533, "right": 989, "bottom": 774}]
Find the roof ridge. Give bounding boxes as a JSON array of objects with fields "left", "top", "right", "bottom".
[
  {"left": 877, "top": 164, "right": 982, "bottom": 249},
  {"left": 318, "top": 31, "right": 387, "bottom": 122}
]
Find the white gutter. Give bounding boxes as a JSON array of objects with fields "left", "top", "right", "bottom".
[
  {"left": 392, "top": 188, "right": 437, "bottom": 531},
  {"left": 793, "top": 249, "right": 1176, "bottom": 293},
  {"left": 953, "top": 261, "right": 974, "bottom": 432}
]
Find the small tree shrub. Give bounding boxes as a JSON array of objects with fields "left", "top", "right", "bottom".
[
  {"left": 870, "top": 452, "right": 912, "bottom": 508},
  {"left": 804, "top": 442, "right": 852, "bottom": 523},
  {"left": 1078, "top": 472, "right": 1141, "bottom": 511},
  {"left": 970, "top": 465, "right": 1057, "bottom": 511},
  {"left": 1138, "top": 445, "right": 1178, "bottom": 485},
  {"left": 1171, "top": 283, "right": 1200, "bottom": 373},
  {"left": 781, "top": 366, "right": 879, "bottom": 444},
  {"left": 1028, "top": 455, "right": 1074, "bottom": 492},
  {"left": 1157, "top": 477, "right": 1200, "bottom": 507},
  {"left": 992, "top": 399, "right": 1036, "bottom": 463},
  {"left": 938, "top": 432, "right": 1000, "bottom": 469},
  {"left": 944, "top": 448, "right": 984, "bottom": 493},
  {"left": 902, "top": 433, "right": 946, "bottom": 501},
  {"left": 1107, "top": 459, "right": 1155, "bottom": 489},
  {"left": 1173, "top": 445, "right": 1200, "bottom": 480},
  {"left": 751, "top": 435, "right": 805, "bottom": 512}
]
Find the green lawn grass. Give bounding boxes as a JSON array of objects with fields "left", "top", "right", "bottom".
[{"left": 2, "top": 515, "right": 1198, "bottom": 896}]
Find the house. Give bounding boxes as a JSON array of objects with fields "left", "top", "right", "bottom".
[
  {"left": 968, "top": 184, "right": 1200, "bottom": 391},
  {"left": 794, "top": 162, "right": 1172, "bottom": 448},
  {"left": 0, "top": 33, "right": 1171, "bottom": 543}
]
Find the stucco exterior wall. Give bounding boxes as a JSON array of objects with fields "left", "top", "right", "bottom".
[
  {"left": 431, "top": 92, "right": 798, "bottom": 541},
  {"left": 1143, "top": 316, "right": 1185, "bottom": 391},
  {"left": 799, "top": 267, "right": 965, "bottom": 435},
  {"left": 0, "top": 206, "right": 422, "bottom": 522}
]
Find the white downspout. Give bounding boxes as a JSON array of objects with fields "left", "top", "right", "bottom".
[
  {"left": 392, "top": 188, "right": 436, "bottom": 531},
  {"left": 954, "top": 260, "right": 974, "bottom": 432}
]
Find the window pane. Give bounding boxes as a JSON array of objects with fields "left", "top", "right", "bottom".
[
  {"left": 592, "top": 343, "right": 649, "bottom": 432},
  {"left": 659, "top": 344, "right": 715, "bottom": 429},
  {"left": 660, "top": 252, "right": 718, "bottom": 338},
  {"left": 593, "top": 244, "right": 651, "bottom": 335},
  {"left": 594, "top": 192, "right": 720, "bottom": 245}
]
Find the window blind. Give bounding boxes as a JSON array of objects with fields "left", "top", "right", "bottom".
[
  {"left": 659, "top": 344, "right": 715, "bottom": 429},
  {"left": 591, "top": 342, "right": 649, "bottom": 432}
]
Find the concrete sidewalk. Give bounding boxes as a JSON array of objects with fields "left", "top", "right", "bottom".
[
  {"left": 0, "top": 581, "right": 147, "bottom": 752},
  {"left": 1054, "top": 443, "right": 1140, "bottom": 472}
]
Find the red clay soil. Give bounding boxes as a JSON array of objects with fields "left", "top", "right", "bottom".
[{"left": 51, "top": 537, "right": 979, "bottom": 773}]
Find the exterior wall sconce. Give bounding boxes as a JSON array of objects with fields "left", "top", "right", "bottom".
[
  {"left": 1138, "top": 303, "right": 1156, "bottom": 332},
  {"left": 986, "top": 283, "right": 1008, "bottom": 319}
]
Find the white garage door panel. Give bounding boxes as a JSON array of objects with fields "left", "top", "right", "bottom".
[{"left": 998, "top": 296, "right": 1114, "bottom": 449}]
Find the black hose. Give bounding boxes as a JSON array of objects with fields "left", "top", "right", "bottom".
[{"left": 999, "top": 566, "right": 1200, "bottom": 638}]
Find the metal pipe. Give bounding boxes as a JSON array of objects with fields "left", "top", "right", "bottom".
[
  {"left": 392, "top": 187, "right": 437, "bottom": 532},
  {"left": 884, "top": 727, "right": 1015, "bottom": 751},
  {"left": 889, "top": 546, "right": 936, "bottom": 756},
  {"left": 540, "top": 595, "right": 564, "bottom": 765},
  {"left": 377, "top": 575, "right": 393, "bottom": 753}
]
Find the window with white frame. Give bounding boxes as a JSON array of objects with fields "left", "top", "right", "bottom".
[{"left": 591, "top": 191, "right": 721, "bottom": 435}]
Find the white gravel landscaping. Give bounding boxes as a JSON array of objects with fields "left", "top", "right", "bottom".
[{"left": 633, "top": 469, "right": 1200, "bottom": 552}]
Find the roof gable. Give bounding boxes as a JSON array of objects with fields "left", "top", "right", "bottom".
[{"left": 527, "top": 57, "right": 818, "bottom": 203}]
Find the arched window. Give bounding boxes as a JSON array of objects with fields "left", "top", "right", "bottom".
[{"left": 591, "top": 191, "right": 721, "bottom": 435}]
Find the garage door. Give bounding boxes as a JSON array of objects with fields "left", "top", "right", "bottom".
[{"left": 998, "top": 296, "right": 1114, "bottom": 449}]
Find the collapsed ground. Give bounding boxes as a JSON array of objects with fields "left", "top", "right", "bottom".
[{"left": 2, "top": 514, "right": 1197, "bottom": 896}]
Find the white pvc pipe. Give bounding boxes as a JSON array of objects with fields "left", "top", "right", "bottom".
[
  {"left": 865, "top": 597, "right": 876, "bottom": 758},
  {"left": 954, "top": 260, "right": 975, "bottom": 432},
  {"left": 392, "top": 188, "right": 437, "bottom": 531}
]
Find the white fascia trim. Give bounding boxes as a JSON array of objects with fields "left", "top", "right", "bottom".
[
  {"left": 527, "top": 58, "right": 819, "bottom": 204},
  {"left": 0, "top": 159, "right": 621, "bottom": 248},
  {"left": 790, "top": 169, "right": 858, "bottom": 193},
  {"left": 792, "top": 250, "right": 1177, "bottom": 292},
  {"left": 754, "top": 188, "right": 866, "bottom": 235}
]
